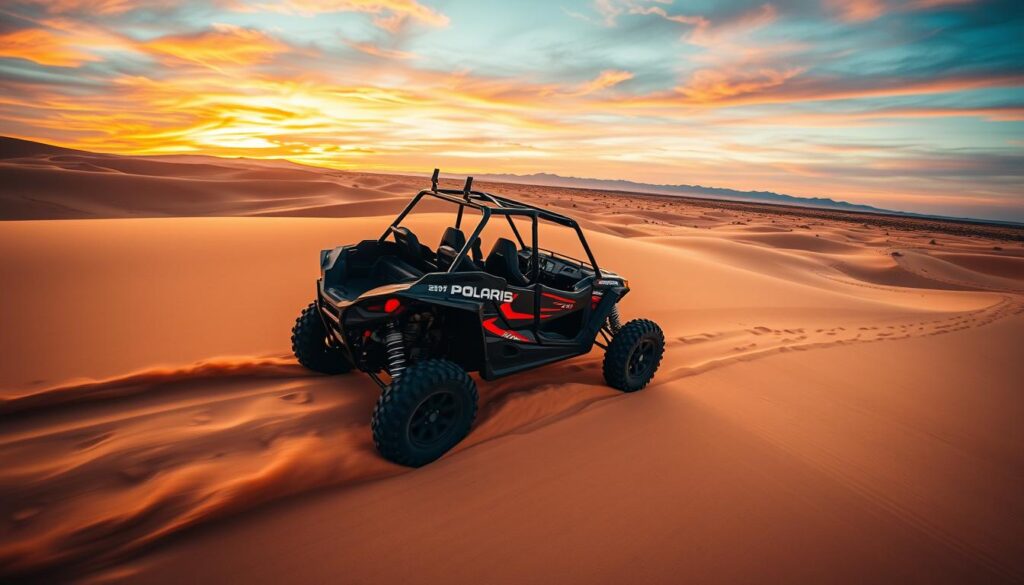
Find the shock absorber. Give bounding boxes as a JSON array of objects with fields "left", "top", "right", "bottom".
[
  {"left": 607, "top": 304, "right": 623, "bottom": 334},
  {"left": 384, "top": 321, "right": 407, "bottom": 383}
]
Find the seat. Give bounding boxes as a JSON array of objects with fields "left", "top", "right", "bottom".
[
  {"left": 436, "top": 227, "right": 481, "bottom": 271},
  {"left": 485, "top": 238, "right": 529, "bottom": 286},
  {"left": 439, "top": 227, "right": 466, "bottom": 251},
  {"left": 437, "top": 246, "right": 481, "bottom": 272},
  {"left": 392, "top": 227, "right": 434, "bottom": 271}
]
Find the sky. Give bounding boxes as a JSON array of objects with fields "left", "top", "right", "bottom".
[{"left": 0, "top": 0, "right": 1022, "bottom": 221}]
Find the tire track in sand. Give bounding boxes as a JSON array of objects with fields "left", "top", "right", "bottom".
[{"left": 1, "top": 295, "right": 1020, "bottom": 580}]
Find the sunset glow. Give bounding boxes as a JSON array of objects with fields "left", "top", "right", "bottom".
[{"left": 1, "top": 0, "right": 1021, "bottom": 220}]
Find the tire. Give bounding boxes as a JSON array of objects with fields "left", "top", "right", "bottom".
[
  {"left": 291, "top": 302, "right": 352, "bottom": 374},
  {"left": 371, "top": 359, "right": 478, "bottom": 467},
  {"left": 603, "top": 318, "right": 664, "bottom": 392}
]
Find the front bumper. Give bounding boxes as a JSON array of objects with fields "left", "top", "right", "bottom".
[{"left": 316, "top": 280, "right": 347, "bottom": 344}]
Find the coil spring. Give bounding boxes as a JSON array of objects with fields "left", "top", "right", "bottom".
[
  {"left": 607, "top": 305, "right": 623, "bottom": 334},
  {"left": 384, "top": 321, "right": 407, "bottom": 382}
]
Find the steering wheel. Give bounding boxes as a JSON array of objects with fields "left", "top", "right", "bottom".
[{"left": 520, "top": 247, "right": 538, "bottom": 278}]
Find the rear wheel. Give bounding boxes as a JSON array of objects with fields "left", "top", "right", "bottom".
[
  {"left": 291, "top": 302, "right": 351, "bottom": 374},
  {"left": 603, "top": 318, "right": 664, "bottom": 392},
  {"left": 371, "top": 360, "right": 478, "bottom": 467}
]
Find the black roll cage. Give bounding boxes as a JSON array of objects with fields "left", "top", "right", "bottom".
[{"left": 378, "top": 169, "right": 603, "bottom": 279}]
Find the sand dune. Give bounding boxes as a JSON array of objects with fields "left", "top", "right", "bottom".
[
  {"left": 0, "top": 137, "right": 419, "bottom": 220},
  {"left": 1, "top": 144, "right": 1023, "bottom": 582},
  {"left": 118, "top": 316, "right": 1024, "bottom": 585}
]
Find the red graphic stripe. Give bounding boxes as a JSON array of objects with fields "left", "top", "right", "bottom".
[
  {"left": 500, "top": 302, "right": 534, "bottom": 320},
  {"left": 483, "top": 317, "right": 528, "bottom": 342},
  {"left": 542, "top": 291, "right": 575, "bottom": 304}
]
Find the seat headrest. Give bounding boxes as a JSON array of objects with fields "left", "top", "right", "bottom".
[
  {"left": 393, "top": 226, "right": 422, "bottom": 262},
  {"left": 394, "top": 226, "right": 415, "bottom": 241},
  {"left": 485, "top": 238, "right": 528, "bottom": 286},
  {"left": 440, "top": 227, "right": 466, "bottom": 250},
  {"left": 489, "top": 237, "right": 518, "bottom": 257}
]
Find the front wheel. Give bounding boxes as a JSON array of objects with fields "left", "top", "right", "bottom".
[
  {"left": 371, "top": 360, "right": 478, "bottom": 467},
  {"left": 291, "top": 302, "right": 352, "bottom": 374},
  {"left": 603, "top": 318, "right": 665, "bottom": 392}
]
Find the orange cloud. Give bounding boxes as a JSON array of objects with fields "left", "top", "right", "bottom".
[
  {"left": 690, "top": 3, "right": 776, "bottom": 46},
  {"left": 0, "top": 64, "right": 577, "bottom": 167},
  {"left": 244, "top": 0, "right": 449, "bottom": 30},
  {"left": 909, "top": 0, "right": 975, "bottom": 8},
  {"left": 573, "top": 70, "right": 634, "bottom": 96},
  {"left": 16, "top": 0, "right": 144, "bottom": 15},
  {"left": 826, "top": 0, "right": 976, "bottom": 22},
  {"left": 0, "top": 28, "right": 101, "bottom": 67},
  {"left": 862, "top": 105, "right": 1024, "bottom": 122},
  {"left": 707, "top": 105, "right": 1024, "bottom": 128},
  {"left": 621, "top": 2, "right": 776, "bottom": 48},
  {"left": 676, "top": 67, "right": 804, "bottom": 103},
  {"left": 769, "top": 74, "right": 1024, "bottom": 104},
  {"left": 593, "top": 0, "right": 625, "bottom": 27},
  {"left": 142, "top": 24, "right": 288, "bottom": 68},
  {"left": 347, "top": 41, "right": 419, "bottom": 60},
  {"left": 827, "top": 0, "right": 887, "bottom": 22},
  {"left": 628, "top": 4, "right": 709, "bottom": 34},
  {"left": 619, "top": 72, "right": 1024, "bottom": 109}
]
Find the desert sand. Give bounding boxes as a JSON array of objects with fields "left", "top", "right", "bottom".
[{"left": 1, "top": 138, "right": 1023, "bottom": 583}]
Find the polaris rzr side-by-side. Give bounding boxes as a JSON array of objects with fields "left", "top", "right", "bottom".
[{"left": 292, "top": 170, "right": 665, "bottom": 466}]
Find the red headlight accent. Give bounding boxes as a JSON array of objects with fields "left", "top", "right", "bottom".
[{"left": 384, "top": 298, "right": 401, "bottom": 313}]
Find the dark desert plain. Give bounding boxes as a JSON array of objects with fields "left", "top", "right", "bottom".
[{"left": 1, "top": 137, "right": 1024, "bottom": 584}]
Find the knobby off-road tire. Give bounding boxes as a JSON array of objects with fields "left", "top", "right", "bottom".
[
  {"left": 603, "top": 318, "right": 665, "bottom": 392},
  {"left": 291, "top": 302, "right": 352, "bottom": 374},
  {"left": 372, "top": 359, "right": 478, "bottom": 467}
]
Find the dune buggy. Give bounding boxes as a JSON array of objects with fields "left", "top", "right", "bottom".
[{"left": 292, "top": 170, "right": 664, "bottom": 466}]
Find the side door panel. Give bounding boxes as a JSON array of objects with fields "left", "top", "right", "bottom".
[
  {"left": 483, "top": 284, "right": 536, "bottom": 344},
  {"left": 536, "top": 284, "right": 592, "bottom": 342},
  {"left": 481, "top": 283, "right": 547, "bottom": 378}
]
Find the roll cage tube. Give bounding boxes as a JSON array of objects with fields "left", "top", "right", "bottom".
[{"left": 378, "top": 173, "right": 603, "bottom": 279}]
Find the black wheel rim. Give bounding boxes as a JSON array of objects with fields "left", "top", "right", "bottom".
[
  {"left": 627, "top": 339, "right": 656, "bottom": 381},
  {"left": 408, "top": 391, "right": 461, "bottom": 448}
]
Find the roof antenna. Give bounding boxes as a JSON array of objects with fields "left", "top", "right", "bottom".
[
  {"left": 463, "top": 176, "right": 473, "bottom": 197},
  {"left": 431, "top": 168, "right": 439, "bottom": 192}
]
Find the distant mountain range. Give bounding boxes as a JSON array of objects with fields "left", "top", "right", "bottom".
[
  {"left": 3, "top": 136, "right": 1018, "bottom": 227},
  {"left": 467, "top": 172, "right": 1024, "bottom": 227},
  {"left": 473, "top": 172, "right": 889, "bottom": 214}
]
